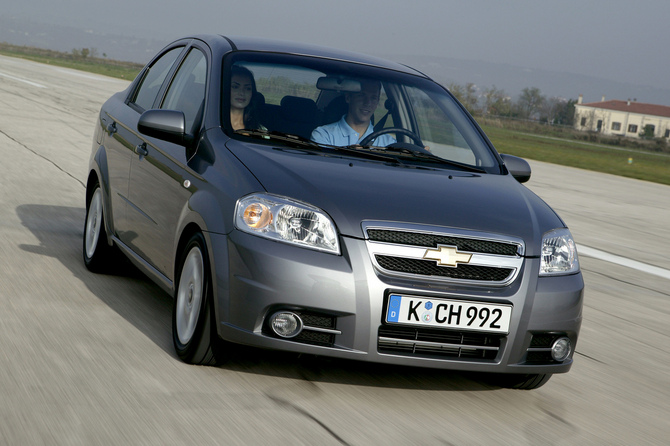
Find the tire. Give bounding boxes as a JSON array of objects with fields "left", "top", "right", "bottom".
[
  {"left": 494, "top": 373, "right": 552, "bottom": 390},
  {"left": 172, "top": 233, "right": 223, "bottom": 365},
  {"left": 83, "top": 181, "right": 112, "bottom": 272}
]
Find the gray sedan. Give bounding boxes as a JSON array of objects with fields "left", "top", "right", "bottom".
[{"left": 83, "top": 34, "right": 583, "bottom": 389}]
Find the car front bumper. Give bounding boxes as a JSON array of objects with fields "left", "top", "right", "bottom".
[{"left": 209, "top": 229, "right": 583, "bottom": 374}]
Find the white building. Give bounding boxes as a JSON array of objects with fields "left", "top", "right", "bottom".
[{"left": 574, "top": 95, "right": 670, "bottom": 139}]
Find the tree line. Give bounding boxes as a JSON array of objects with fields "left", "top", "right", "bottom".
[{"left": 447, "top": 82, "right": 576, "bottom": 126}]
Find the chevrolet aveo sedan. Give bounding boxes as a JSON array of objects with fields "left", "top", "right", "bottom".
[{"left": 84, "top": 34, "right": 583, "bottom": 389}]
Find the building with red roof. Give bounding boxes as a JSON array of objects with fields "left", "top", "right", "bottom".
[{"left": 574, "top": 95, "right": 670, "bottom": 139}]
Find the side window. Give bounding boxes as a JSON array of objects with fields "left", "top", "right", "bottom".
[
  {"left": 162, "top": 49, "right": 207, "bottom": 134},
  {"left": 405, "top": 86, "right": 461, "bottom": 146},
  {"left": 405, "top": 86, "right": 475, "bottom": 164},
  {"left": 132, "top": 47, "right": 183, "bottom": 111}
]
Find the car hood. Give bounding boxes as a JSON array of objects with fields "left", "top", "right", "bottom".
[{"left": 226, "top": 141, "right": 564, "bottom": 256}]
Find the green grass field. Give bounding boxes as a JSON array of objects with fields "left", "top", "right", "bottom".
[
  {"left": 2, "top": 44, "right": 668, "bottom": 186},
  {"left": 482, "top": 126, "right": 670, "bottom": 186}
]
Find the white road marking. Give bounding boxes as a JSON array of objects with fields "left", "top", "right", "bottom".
[
  {"left": 0, "top": 71, "right": 47, "bottom": 88},
  {"left": 577, "top": 244, "right": 670, "bottom": 280}
]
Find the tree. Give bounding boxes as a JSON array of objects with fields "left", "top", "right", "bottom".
[
  {"left": 517, "top": 87, "right": 545, "bottom": 120},
  {"left": 462, "top": 83, "right": 479, "bottom": 114},
  {"left": 447, "top": 82, "right": 466, "bottom": 105},
  {"left": 540, "top": 97, "right": 575, "bottom": 125},
  {"left": 639, "top": 124, "right": 656, "bottom": 139},
  {"left": 552, "top": 98, "right": 576, "bottom": 126},
  {"left": 446, "top": 82, "right": 479, "bottom": 115},
  {"left": 482, "top": 85, "right": 511, "bottom": 116}
]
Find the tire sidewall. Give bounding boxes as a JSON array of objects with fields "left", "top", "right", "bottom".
[
  {"left": 172, "top": 233, "right": 214, "bottom": 363},
  {"left": 83, "top": 181, "right": 108, "bottom": 271}
]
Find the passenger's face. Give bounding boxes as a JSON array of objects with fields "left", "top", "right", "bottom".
[
  {"left": 231, "top": 74, "right": 253, "bottom": 110},
  {"left": 346, "top": 82, "right": 380, "bottom": 126}
]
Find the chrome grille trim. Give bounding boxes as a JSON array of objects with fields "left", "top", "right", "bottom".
[
  {"left": 362, "top": 221, "right": 524, "bottom": 286},
  {"left": 303, "top": 325, "right": 342, "bottom": 335}
]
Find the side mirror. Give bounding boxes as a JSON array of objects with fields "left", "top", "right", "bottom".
[
  {"left": 500, "top": 154, "right": 531, "bottom": 183},
  {"left": 138, "top": 109, "right": 187, "bottom": 146}
]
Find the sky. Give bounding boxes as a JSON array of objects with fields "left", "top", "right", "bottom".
[{"left": 3, "top": 0, "right": 669, "bottom": 99}]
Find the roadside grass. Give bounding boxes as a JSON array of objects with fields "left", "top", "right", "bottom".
[
  {"left": 2, "top": 44, "right": 668, "bottom": 185},
  {"left": 482, "top": 125, "right": 670, "bottom": 186},
  {"left": 0, "top": 43, "right": 142, "bottom": 80}
]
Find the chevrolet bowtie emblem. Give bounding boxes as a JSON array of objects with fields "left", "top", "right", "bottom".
[{"left": 423, "top": 245, "right": 472, "bottom": 267}]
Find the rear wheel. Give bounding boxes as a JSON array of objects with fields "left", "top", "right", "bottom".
[
  {"left": 172, "top": 233, "right": 223, "bottom": 365},
  {"left": 83, "top": 181, "right": 111, "bottom": 272}
]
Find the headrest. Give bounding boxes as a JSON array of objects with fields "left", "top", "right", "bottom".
[{"left": 280, "top": 96, "right": 318, "bottom": 121}]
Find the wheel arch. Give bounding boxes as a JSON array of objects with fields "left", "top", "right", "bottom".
[
  {"left": 173, "top": 189, "right": 232, "bottom": 337},
  {"left": 173, "top": 221, "right": 226, "bottom": 338}
]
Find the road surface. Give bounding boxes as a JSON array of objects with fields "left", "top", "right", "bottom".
[{"left": 1, "top": 55, "right": 668, "bottom": 445}]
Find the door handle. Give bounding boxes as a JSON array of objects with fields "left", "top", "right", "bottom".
[{"left": 135, "top": 143, "right": 148, "bottom": 157}]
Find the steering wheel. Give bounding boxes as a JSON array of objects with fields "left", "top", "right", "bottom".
[{"left": 359, "top": 127, "right": 424, "bottom": 148}]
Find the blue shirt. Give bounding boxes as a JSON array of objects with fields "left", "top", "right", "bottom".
[{"left": 311, "top": 115, "right": 396, "bottom": 147}]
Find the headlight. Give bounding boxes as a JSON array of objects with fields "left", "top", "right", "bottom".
[
  {"left": 235, "top": 194, "right": 340, "bottom": 255},
  {"left": 540, "top": 228, "right": 580, "bottom": 275}
]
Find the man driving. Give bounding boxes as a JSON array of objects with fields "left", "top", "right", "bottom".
[{"left": 311, "top": 80, "right": 395, "bottom": 147}]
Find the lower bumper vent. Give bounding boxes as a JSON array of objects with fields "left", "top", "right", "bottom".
[
  {"left": 378, "top": 326, "right": 503, "bottom": 361},
  {"left": 525, "top": 332, "right": 568, "bottom": 364}
]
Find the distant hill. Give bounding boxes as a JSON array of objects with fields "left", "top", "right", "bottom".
[
  {"left": 391, "top": 54, "right": 670, "bottom": 107},
  {"left": 3, "top": 15, "right": 669, "bottom": 107},
  {"left": 0, "top": 16, "right": 164, "bottom": 65}
]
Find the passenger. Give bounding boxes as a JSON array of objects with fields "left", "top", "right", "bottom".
[
  {"left": 230, "top": 65, "right": 264, "bottom": 131},
  {"left": 311, "top": 79, "right": 395, "bottom": 147}
]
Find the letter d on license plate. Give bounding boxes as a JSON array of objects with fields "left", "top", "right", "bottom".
[{"left": 385, "top": 294, "right": 512, "bottom": 334}]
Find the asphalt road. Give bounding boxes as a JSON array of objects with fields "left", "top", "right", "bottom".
[{"left": 1, "top": 54, "right": 669, "bottom": 445}]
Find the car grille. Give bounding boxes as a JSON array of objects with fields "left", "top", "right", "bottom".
[
  {"left": 363, "top": 223, "right": 524, "bottom": 286},
  {"left": 367, "top": 229, "right": 518, "bottom": 256},
  {"left": 378, "top": 326, "right": 502, "bottom": 361},
  {"left": 375, "top": 255, "right": 513, "bottom": 282}
]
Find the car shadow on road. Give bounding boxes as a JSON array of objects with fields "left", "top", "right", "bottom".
[
  {"left": 17, "top": 203, "right": 175, "bottom": 355},
  {"left": 219, "top": 345, "right": 501, "bottom": 391},
  {"left": 17, "top": 203, "right": 500, "bottom": 392}
]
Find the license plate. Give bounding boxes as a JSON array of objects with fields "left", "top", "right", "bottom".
[{"left": 385, "top": 294, "right": 512, "bottom": 334}]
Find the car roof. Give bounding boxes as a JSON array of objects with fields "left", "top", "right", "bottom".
[{"left": 188, "top": 34, "right": 428, "bottom": 78}]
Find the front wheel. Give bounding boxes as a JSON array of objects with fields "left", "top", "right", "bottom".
[
  {"left": 172, "top": 233, "right": 223, "bottom": 365},
  {"left": 83, "top": 181, "right": 111, "bottom": 272}
]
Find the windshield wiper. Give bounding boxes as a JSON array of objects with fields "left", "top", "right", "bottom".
[
  {"left": 235, "top": 129, "right": 320, "bottom": 148},
  {"left": 376, "top": 143, "right": 486, "bottom": 173},
  {"left": 238, "top": 129, "right": 401, "bottom": 163},
  {"left": 329, "top": 145, "right": 401, "bottom": 163}
]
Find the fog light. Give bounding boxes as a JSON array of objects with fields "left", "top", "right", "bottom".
[
  {"left": 551, "top": 337, "right": 572, "bottom": 361},
  {"left": 270, "top": 312, "right": 303, "bottom": 338}
]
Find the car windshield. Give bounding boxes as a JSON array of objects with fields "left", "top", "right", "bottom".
[{"left": 223, "top": 52, "right": 499, "bottom": 172}]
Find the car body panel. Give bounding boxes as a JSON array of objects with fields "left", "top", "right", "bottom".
[
  {"left": 86, "top": 34, "right": 584, "bottom": 377},
  {"left": 225, "top": 138, "right": 562, "bottom": 255}
]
